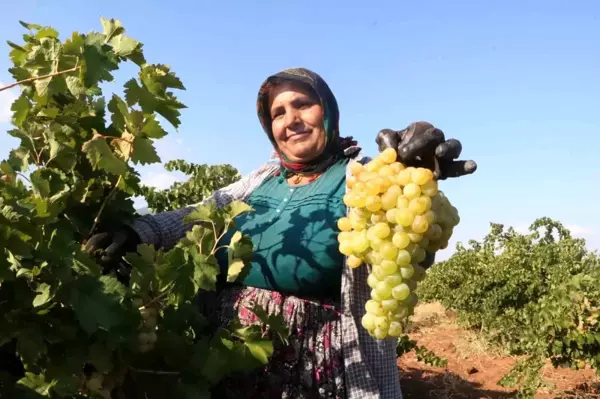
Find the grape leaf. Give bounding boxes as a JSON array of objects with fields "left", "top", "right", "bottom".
[
  {"left": 141, "top": 114, "right": 167, "bottom": 138},
  {"left": 110, "top": 34, "right": 140, "bottom": 57},
  {"left": 65, "top": 76, "right": 84, "bottom": 97},
  {"left": 19, "top": 21, "right": 43, "bottom": 30},
  {"left": 34, "top": 76, "right": 52, "bottom": 97},
  {"left": 227, "top": 201, "right": 253, "bottom": 220},
  {"left": 131, "top": 137, "right": 160, "bottom": 165},
  {"left": 227, "top": 259, "right": 246, "bottom": 283},
  {"left": 108, "top": 94, "right": 129, "bottom": 132},
  {"left": 69, "top": 275, "right": 127, "bottom": 334},
  {"left": 17, "top": 372, "right": 52, "bottom": 395},
  {"left": 100, "top": 18, "right": 124, "bottom": 42},
  {"left": 32, "top": 283, "right": 51, "bottom": 307},
  {"left": 11, "top": 95, "right": 30, "bottom": 127},
  {"left": 82, "top": 43, "right": 118, "bottom": 87},
  {"left": 62, "top": 32, "right": 84, "bottom": 55},
  {"left": 34, "top": 27, "right": 59, "bottom": 39},
  {"left": 82, "top": 133, "right": 128, "bottom": 175},
  {"left": 124, "top": 78, "right": 158, "bottom": 111},
  {"left": 244, "top": 340, "right": 273, "bottom": 365}
]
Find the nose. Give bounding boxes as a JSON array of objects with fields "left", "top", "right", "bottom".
[{"left": 283, "top": 108, "right": 301, "bottom": 129}]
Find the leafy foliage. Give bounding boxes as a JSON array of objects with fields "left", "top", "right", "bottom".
[
  {"left": 141, "top": 160, "right": 241, "bottom": 213},
  {"left": 0, "top": 19, "right": 287, "bottom": 398},
  {"left": 419, "top": 217, "right": 600, "bottom": 397}
]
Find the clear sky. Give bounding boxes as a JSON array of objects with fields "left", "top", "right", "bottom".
[{"left": 1, "top": 0, "right": 599, "bottom": 259}]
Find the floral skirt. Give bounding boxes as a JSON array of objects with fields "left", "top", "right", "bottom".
[{"left": 198, "top": 285, "right": 346, "bottom": 399}]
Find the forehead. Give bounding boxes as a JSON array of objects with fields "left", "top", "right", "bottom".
[{"left": 268, "top": 81, "right": 318, "bottom": 108}]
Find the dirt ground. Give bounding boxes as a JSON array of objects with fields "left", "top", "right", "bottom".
[{"left": 397, "top": 302, "right": 600, "bottom": 399}]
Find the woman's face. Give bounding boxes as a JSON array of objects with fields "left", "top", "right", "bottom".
[{"left": 269, "top": 82, "right": 327, "bottom": 164}]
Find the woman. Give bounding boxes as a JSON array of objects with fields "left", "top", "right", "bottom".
[{"left": 87, "top": 67, "right": 476, "bottom": 398}]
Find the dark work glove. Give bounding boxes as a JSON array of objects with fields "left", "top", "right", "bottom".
[
  {"left": 83, "top": 225, "right": 141, "bottom": 283},
  {"left": 376, "top": 121, "right": 477, "bottom": 180}
]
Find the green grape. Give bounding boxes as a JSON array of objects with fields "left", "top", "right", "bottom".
[
  {"left": 337, "top": 217, "right": 352, "bottom": 232},
  {"left": 372, "top": 265, "right": 387, "bottom": 280},
  {"left": 392, "top": 283, "right": 410, "bottom": 301},
  {"left": 380, "top": 191, "right": 397, "bottom": 211},
  {"left": 396, "top": 169, "right": 411, "bottom": 186},
  {"left": 411, "top": 168, "right": 434, "bottom": 185},
  {"left": 370, "top": 211, "right": 386, "bottom": 224},
  {"left": 412, "top": 247, "right": 426, "bottom": 263},
  {"left": 365, "top": 299, "right": 384, "bottom": 316},
  {"left": 384, "top": 272, "right": 403, "bottom": 287},
  {"left": 339, "top": 241, "right": 353, "bottom": 256},
  {"left": 386, "top": 209, "right": 398, "bottom": 224},
  {"left": 370, "top": 236, "right": 383, "bottom": 251},
  {"left": 375, "top": 316, "right": 390, "bottom": 331},
  {"left": 361, "top": 313, "right": 376, "bottom": 330},
  {"left": 367, "top": 273, "right": 380, "bottom": 289},
  {"left": 392, "top": 231, "right": 410, "bottom": 249},
  {"left": 404, "top": 183, "right": 421, "bottom": 199},
  {"left": 379, "top": 241, "right": 398, "bottom": 261},
  {"left": 353, "top": 234, "right": 370, "bottom": 253},
  {"left": 399, "top": 264, "right": 415, "bottom": 279},
  {"left": 365, "top": 195, "right": 382, "bottom": 212},
  {"left": 390, "top": 306, "right": 410, "bottom": 321},
  {"left": 381, "top": 298, "right": 399, "bottom": 312},
  {"left": 412, "top": 265, "right": 427, "bottom": 282},
  {"left": 396, "top": 195, "right": 410, "bottom": 209},
  {"left": 375, "top": 281, "right": 393, "bottom": 299},
  {"left": 380, "top": 259, "right": 398, "bottom": 275},
  {"left": 412, "top": 215, "right": 429, "bottom": 234},
  {"left": 418, "top": 237, "right": 430, "bottom": 249},
  {"left": 373, "top": 327, "right": 388, "bottom": 339},
  {"left": 426, "top": 224, "right": 443, "bottom": 241},
  {"left": 395, "top": 250, "right": 411, "bottom": 267},
  {"left": 371, "top": 290, "right": 385, "bottom": 301},
  {"left": 388, "top": 321, "right": 403, "bottom": 337},
  {"left": 421, "top": 179, "right": 438, "bottom": 196},
  {"left": 405, "top": 279, "right": 418, "bottom": 292},
  {"left": 408, "top": 196, "right": 431, "bottom": 215},
  {"left": 395, "top": 208, "right": 416, "bottom": 227},
  {"left": 373, "top": 222, "right": 391, "bottom": 239},
  {"left": 366, "top": 251, "right": 383, "bottom": 265}
]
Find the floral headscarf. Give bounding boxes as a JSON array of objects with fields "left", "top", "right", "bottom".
[{"left": 256, "top": 67, "right": 357, "bottom": 177}]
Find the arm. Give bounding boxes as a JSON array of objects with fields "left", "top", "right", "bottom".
[{"left": 131, "top": 162, "right": 278, "bottom": 250}]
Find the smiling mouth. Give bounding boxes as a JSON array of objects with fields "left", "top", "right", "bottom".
[{"left": 288, "top": 130, "right": 311, "bottom": 139}]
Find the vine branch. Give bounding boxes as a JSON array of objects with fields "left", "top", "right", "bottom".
[{"left": 0, "top": 65, "right": 80, "bottom": 92}]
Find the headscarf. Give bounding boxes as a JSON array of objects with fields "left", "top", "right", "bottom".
[{"left": 256, "top": 67, "right": 358, "bottom": 178}]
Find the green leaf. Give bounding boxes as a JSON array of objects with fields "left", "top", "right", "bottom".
[
  {"left": 110, "top": 34, "right": 140, "bottom": 57},
  {"left": 69, "top": 275, "right": 127, "bottom": 334},
  {"left": 19, "top": 21, "right": 43, "bottom": 30},
  {"left": 131, "top": 137, "right": 160, "bottom": 165},
  {"left": 34, "top": 27, "right": 59, "bottom": 39},
  {"left": 11, "top": 95, "right": 31, "bottom": 127},
  {"left": 62, "top": 32, "right": 84, "bottom": 55},
  {"left": 124, "top": 78, "right": 157, "bottom": 111},
  {"left": 82, "top": 133, "right": 128, "bottom": 175},
  {"left": 175, "top": 381, "right": 211, "bottom": 399},
  {"left": 65, "top": 76, "right": 85, "bottom": 96},
  {"left": 227, "top": 201, "right": 253, "bottom": 220},
  {"left": 82, "top": 43, "right": 118, "bottom": 87},
  {"left": 34, "top": 76, "right": 52, "bottom": 97},
  {"left": 100, "top": 18, "right": 124, "bottom": 42},
  {"left": 227, "top": 259, "right": 246, "bottom": 283},
  {"left": 108, "top": 94, "right": 129, "bottom": 132},
  {"left": 17, "top": 372, "right": 52, "bottom": 395},
  {"left": 33, "top": 283, "right": 51, "bottom": 307},
  {"left": 244, "top": 340, "right": 273, "bottom": 365},
  {"left": 141, "top": 114, "right": 167, "bottom": 138}
]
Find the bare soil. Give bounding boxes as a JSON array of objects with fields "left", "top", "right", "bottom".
[{"left": 397, "top": 302, "right": 599, "bottom": 399}]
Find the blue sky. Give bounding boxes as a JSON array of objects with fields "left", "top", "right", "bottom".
[{"left": 1, "top": 0, "right": 599, "bottom": 259}]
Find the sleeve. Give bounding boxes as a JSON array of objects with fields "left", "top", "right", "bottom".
[{"left": 130, "top": 162, "right": 277, "bottom": 250}]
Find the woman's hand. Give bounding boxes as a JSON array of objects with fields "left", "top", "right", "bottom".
[
  {"left": 376, "top": 122, "right": 477, "bottom": 180},
  {"left": 83, "top": 226, "right": 141, "bottom": 282}
]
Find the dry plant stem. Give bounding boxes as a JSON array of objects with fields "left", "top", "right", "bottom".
[{"left": 0, "top": 66, "right": 80, "bottom": 92}]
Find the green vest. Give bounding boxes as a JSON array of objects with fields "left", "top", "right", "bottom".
[{"left": 216, "top": 159, "right": 348, "bottom": 300}]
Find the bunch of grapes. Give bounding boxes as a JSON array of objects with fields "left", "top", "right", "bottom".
[
  {"left": 337, "top": 148, "right": 459, "bottom": 339},
  {"left": 132, "top": 298, "right": 158, "bottom": 353}
]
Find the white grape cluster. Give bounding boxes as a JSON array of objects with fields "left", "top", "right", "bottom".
[
  {"left": 337, "top": 148, "right": 459, "bottom": 339},
  {"left": 132, "top": 298, "right": 158, "bottom": 353}
]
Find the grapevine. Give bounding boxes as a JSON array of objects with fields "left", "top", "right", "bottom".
[
  {"left": 338, "top": 148, "right": 460, "bottom": 339},
  {"left": 0, "top": 18, "right": 287, "bottom": 399},
  {"left": 419, "top": 218, "right": 600, "bottom": 397}
]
